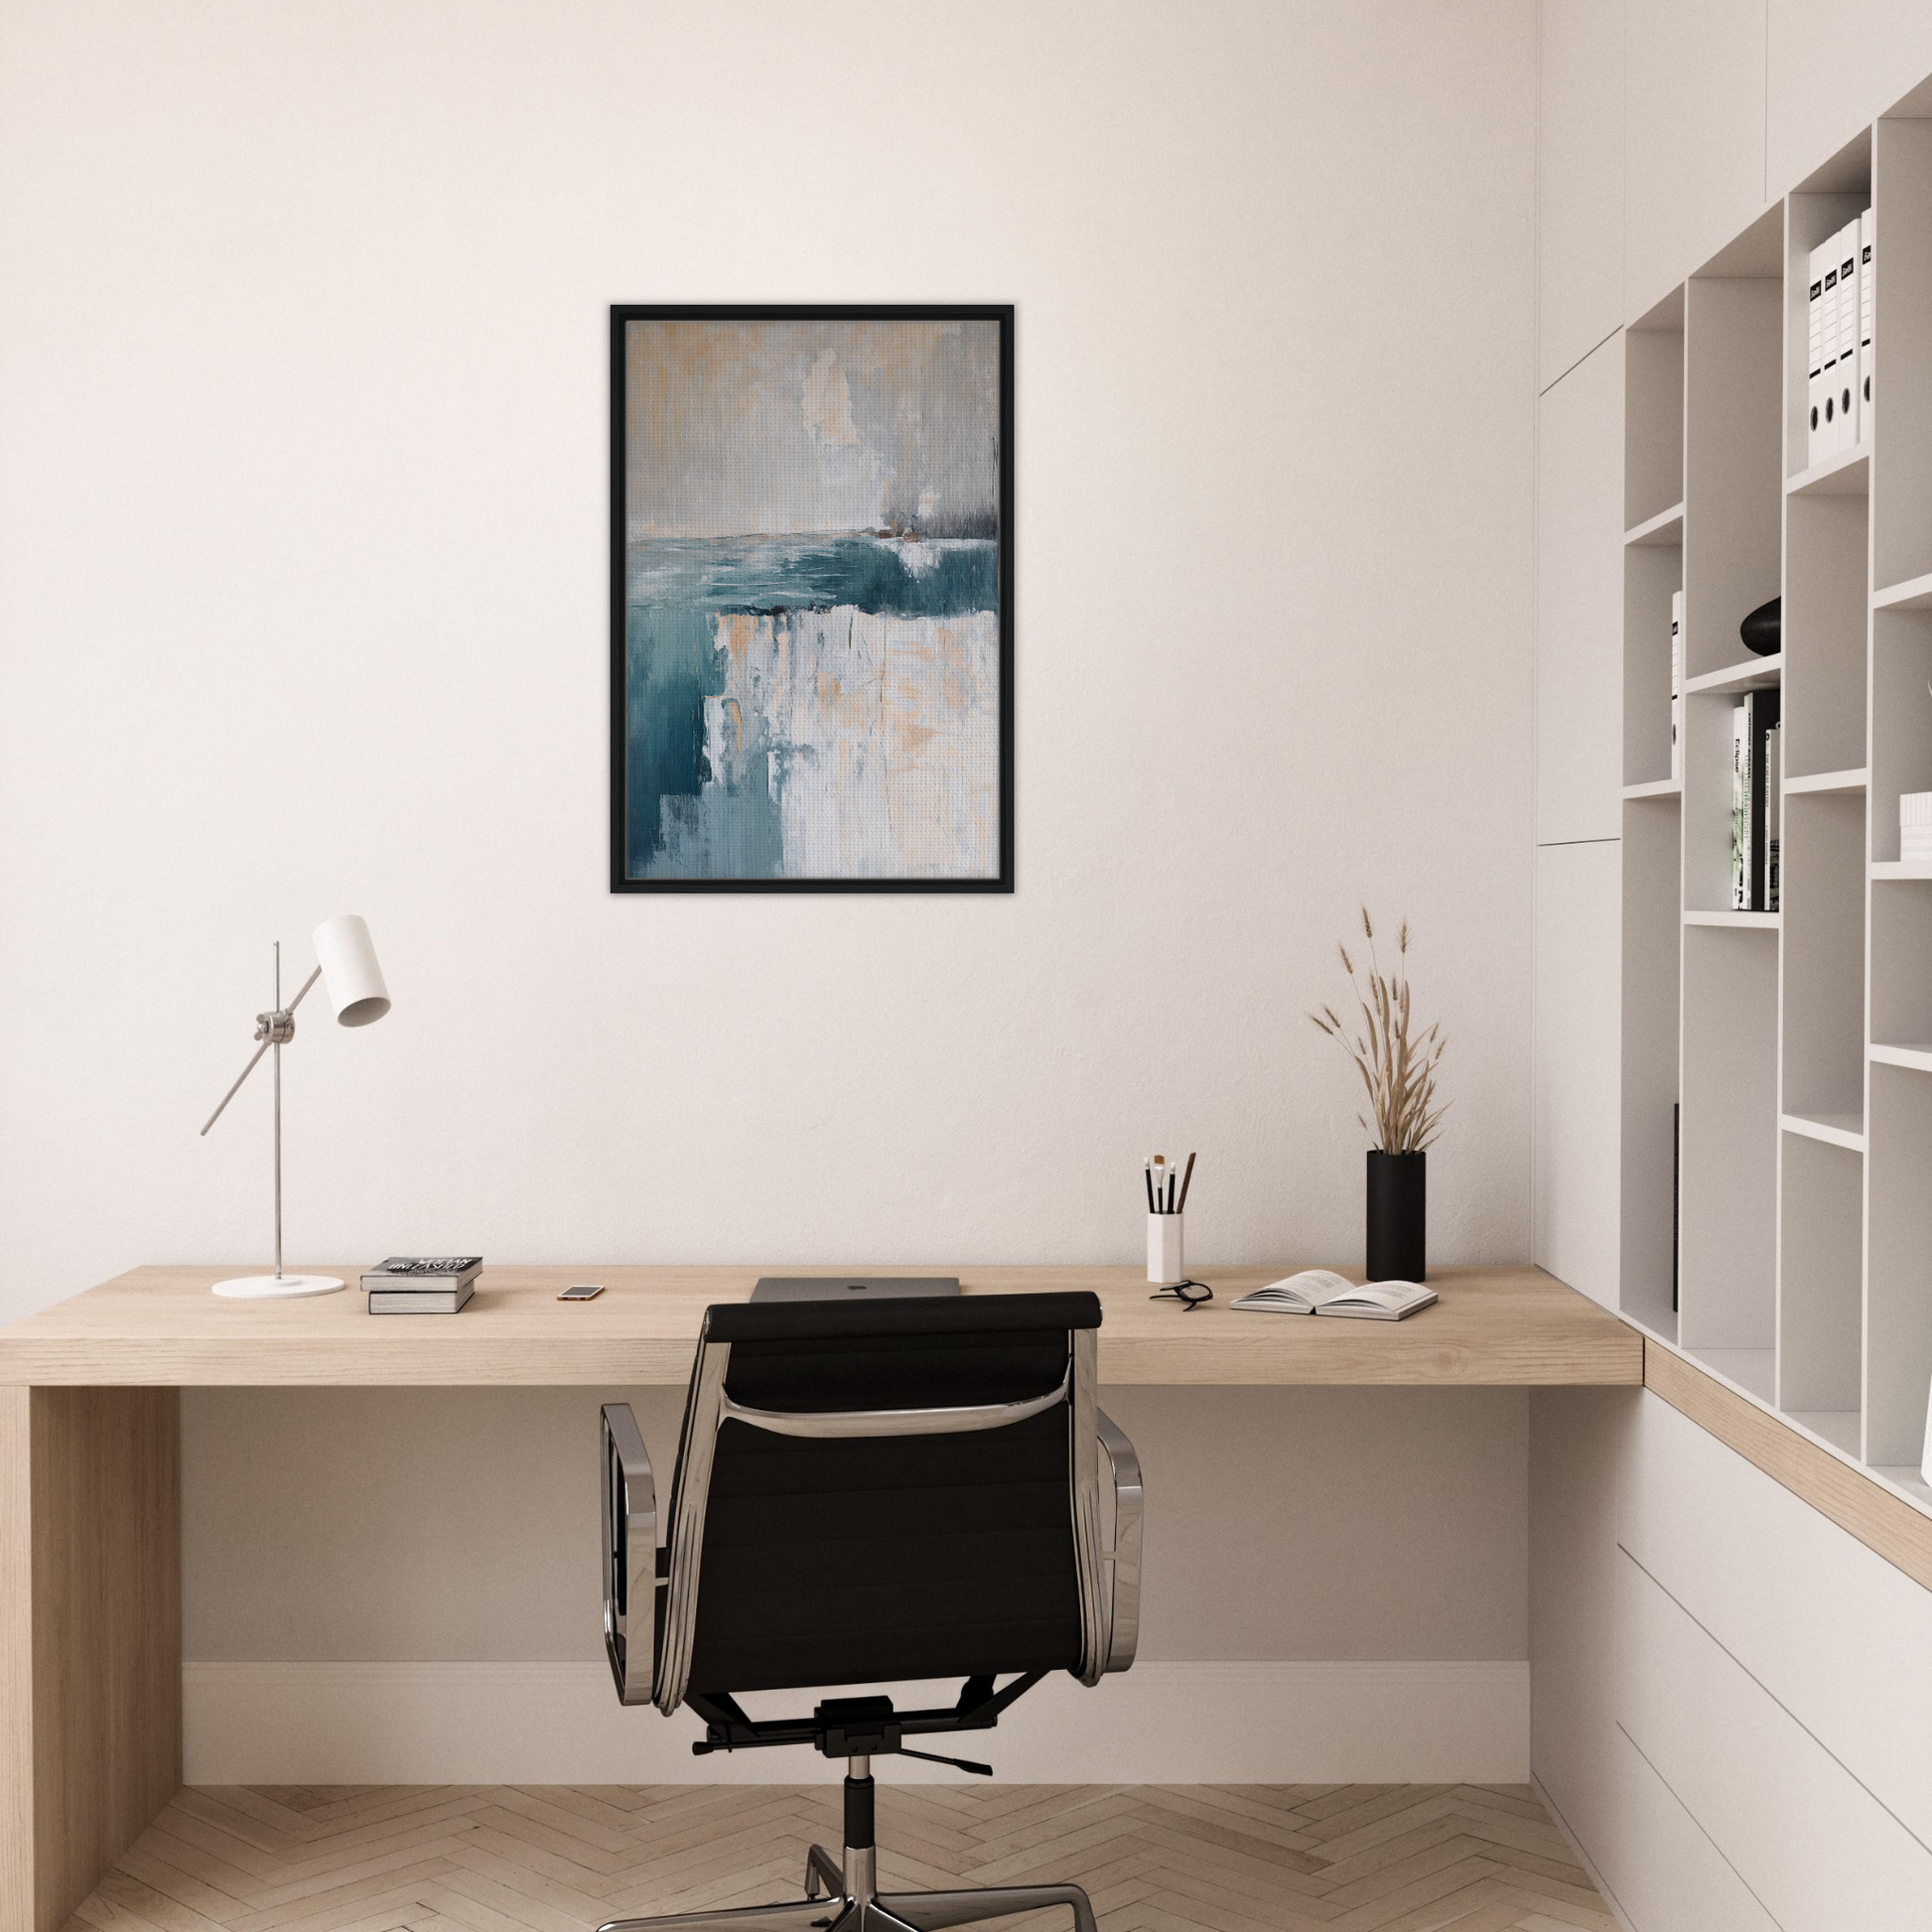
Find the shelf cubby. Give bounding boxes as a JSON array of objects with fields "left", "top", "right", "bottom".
[
  {"left": 1683, "top": 677, "right": 1780, "bottom": 914},
  {"left": 1866, "top": 1062, "right": 1932, "bottom": 1466},
  {"left": 1781, "top": 791, "right": 1866, "bottom": 1119},
  {"left": 1777, "top": 1132, "right": 1863, "bottom": 1426},
  {"left": 1869, "top": 608, "right": 1932, "bottom": 861},
  {"left": 1683, "top": 246, "right": 1782, "bottom": 683},
  {"left": 1622, "top": 538, "right": 1681, "bottom": 787},
  {"left": 1869, "top": 873, "right": 1932, "bottom": 1050},
  {"left": 1619, "top": 792, "right": 1683, "bottom": 1341},
  {"left": 1784, "top": 494, "right": 1868, "bottom": 777},
  {"left": 1625, "top": 288, "right": 1684, "bottom": 533},
  {"left": 1678, "top": 925, "right": 1779, "bottom": 1362},
  {"left": 1872, "top": 115, "right": 1932, "bottom": 594}
]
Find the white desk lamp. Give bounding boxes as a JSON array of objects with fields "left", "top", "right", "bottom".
[{"left": 200, "top": 913, "right": 391, "bottom": 1299}]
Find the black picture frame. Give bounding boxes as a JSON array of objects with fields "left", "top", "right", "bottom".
[{"left": 609, "top": 303, "right": 1015, "bottom": 894}]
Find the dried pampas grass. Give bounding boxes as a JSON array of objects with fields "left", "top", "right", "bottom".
[{"left": 1310, "top": 907, "right": 1449, "bottom": 1154}]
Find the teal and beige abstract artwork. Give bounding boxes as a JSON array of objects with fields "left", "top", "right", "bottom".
[{"left": 610, "top": 306, "right": 1014, "bottom": 893}]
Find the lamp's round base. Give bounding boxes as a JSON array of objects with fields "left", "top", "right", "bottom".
[{"left": 210, "top": 1274, "right": 345, "bottom": 1300}]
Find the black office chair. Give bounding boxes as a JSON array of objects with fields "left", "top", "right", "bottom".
[{"left": 597, "top": 1291, "right": 1143, "bottom": 1932}]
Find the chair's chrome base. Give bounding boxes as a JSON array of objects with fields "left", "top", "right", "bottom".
[{"left": 596, "top": 1844, "right": 1098, "bottom": 1932}]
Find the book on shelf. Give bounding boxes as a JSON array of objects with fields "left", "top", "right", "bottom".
[
  {"left": 1765, "top": 720, "right": 1781, "bottom": 911},
  {"left": 369, "top": 1282, "right": 475, "bottom": 1314},
  {"left": 1837, "top": 218, "right": 1861, "bottom": 455},
  {"left": 1730, "top": 703, "right": 1749, "bottom": 907},
  {"left": 1230, "top": 1270, "right": 1437, "bottom": 1320},
  {"left": 1817, "top": 237, "right": 1845, "bottom": 458},
  {"left": 1670, "top": 590, "right": 1683, "bottom": 781},
  {"left": 1729, "top": 691, "right": 1781, "bottom": 911},
  {"left": 1861, "top": 207, "right": 1874, "bottom": 444},
  {"left": 1807, "top": 239, "right": 1828, "bottom": 466}
]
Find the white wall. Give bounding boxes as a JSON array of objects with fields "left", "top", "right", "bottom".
[
  {"left": 0, "top": 0, "right": 1539, "bottom": 1766},
  {"left": 182, "top": 1383, "right": 1530, "bottom": 1663},
  {"left": 0, "top": 0, "right": 1538, "bottom": 1311}
]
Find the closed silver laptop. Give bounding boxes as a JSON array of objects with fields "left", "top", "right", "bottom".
[{"left": 750, "top": 1276, "right": 961, "bottom": 1303}]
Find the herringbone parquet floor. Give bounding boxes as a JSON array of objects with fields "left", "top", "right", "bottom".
[{"left": 65, "top": 1783, "right": 1618, "bottom": 1932}]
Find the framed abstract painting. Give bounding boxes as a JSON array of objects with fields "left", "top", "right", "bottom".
[{"left": 610, "top": 304, "right": 1014, "bottom": 892}]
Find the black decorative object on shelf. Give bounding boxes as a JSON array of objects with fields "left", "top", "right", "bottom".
[
  {"left": 1740, "top": 595, "right": 1781, "bottom": 656},
  {"left": 1366, "top": 1151, "right": 1427, "bottom": 1283}
]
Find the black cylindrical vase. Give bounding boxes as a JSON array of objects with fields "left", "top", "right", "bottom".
[{"left": 1366, "top": 1150, "right": 1426, "bottom": 1282}]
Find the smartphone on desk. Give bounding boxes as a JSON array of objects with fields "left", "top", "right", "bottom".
[{"left": 558, "top": 1283, "right": 605, "bottom": 1301}]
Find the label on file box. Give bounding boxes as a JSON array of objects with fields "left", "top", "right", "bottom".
[{"left": 1808, "top": 239, "right": 1830, "bottom": 467}]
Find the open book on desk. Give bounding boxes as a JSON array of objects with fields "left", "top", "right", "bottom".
[{"left": 1230, "top": 1270, "right": 1437, "bottom": 1320}]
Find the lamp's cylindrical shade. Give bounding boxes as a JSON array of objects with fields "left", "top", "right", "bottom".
[{"left": 312, "top": 914, "right": 390, "bottom": 1028}]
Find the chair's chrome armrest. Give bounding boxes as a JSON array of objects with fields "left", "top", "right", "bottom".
[
  {"left": 601, "top": 1403, "right": 657, "bottom": 1706},
  {"left": 1095, "top": 1407, "right": 1143, "bottom": 1673}
]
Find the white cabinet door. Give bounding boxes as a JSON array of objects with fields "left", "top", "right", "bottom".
[
  {"left": 1538, "top": 0, "right": 1624, "bottom": 390},
  {"left": 1534, "top": 840, "right": 1621, "bottom": 1308},
  {"left": 1537, "top": 336, "right": 1624, "bottom": 844},
  {"left": 1625, "top": 0, "right": 1769, "bottom": 318},
  {"left": 1768, "top": 0, "right": 1932, "bottom": 194}
]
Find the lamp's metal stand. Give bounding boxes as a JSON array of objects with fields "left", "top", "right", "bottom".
[{"left": 202, "top": 940, "right": 342, "bottom": 1300}]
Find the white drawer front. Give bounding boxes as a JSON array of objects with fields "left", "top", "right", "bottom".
[
  {"left": 1617, "top": 1548, "right": 1932, "bottom": 1929},
  {"left": 1596, "top": 1723, "right": 1779, "bottom": 1932},
  {"left": 1621, "top": 1388, "right": 1932, "bottom": 1848}
]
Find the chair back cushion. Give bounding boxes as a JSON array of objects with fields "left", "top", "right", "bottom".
[{"left": 675, "top": 1292, "right": 1100, "bottom": 1696}]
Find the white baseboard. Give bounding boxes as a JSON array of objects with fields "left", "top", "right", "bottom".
[{"left": 183, "top": 1660, "right": 1528, "bottom": 1786}]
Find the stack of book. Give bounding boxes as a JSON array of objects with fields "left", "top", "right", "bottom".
[
  {"left": 1729, "top": 691, "right": 1781, "bottom": 911},
  {"left": 1807, "top": 209, "right": 1873, "bottom": 465},
  {"left": 361, "top": 1256, "right": 483, "bottom": 1313}
]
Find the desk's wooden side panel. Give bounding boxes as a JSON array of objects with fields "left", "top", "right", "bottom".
[
  {"left": 0, "top": 1391, "right": 32, "bottom": 1932},
  {"left": 1, "top": 1388, "right": 182, "bottom": 1932}
]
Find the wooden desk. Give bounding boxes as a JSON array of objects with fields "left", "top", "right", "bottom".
[
  {"left": 0, "top": 1262, "right": 1634, "bottom": 1932},
  {"left": 0, "top": 1261, "right": 1637, "bottom": 1387}
]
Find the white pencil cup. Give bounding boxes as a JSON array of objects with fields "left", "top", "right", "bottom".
[{"left": 1148, "top": 1213, "right": 1185, "bottom": 1286}]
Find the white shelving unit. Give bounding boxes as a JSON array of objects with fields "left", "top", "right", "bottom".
[{"left": 1619, "top": 107, "right": 1932, "bottom": 1515}]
